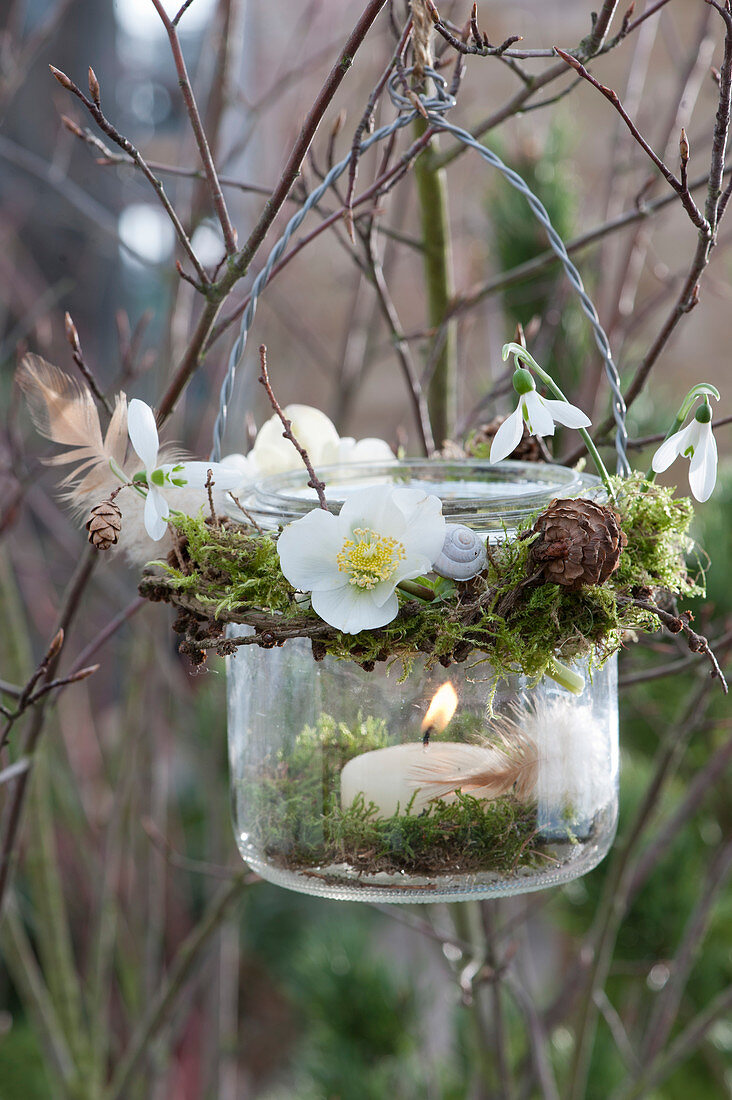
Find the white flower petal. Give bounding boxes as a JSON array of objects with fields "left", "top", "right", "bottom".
[
  {"left": 542, "top": 398, "right": 592, "bottom": 429},
  {"left": 489, "top": 406, "right": 524, "bottom": 463},
  {"left": 338, "top": 484, "right": 405, "bottom": 537},
  {"left": 220, "top": 452, "right": 255, "bottom": 484},
  {"left": 143, "top": 486, "right": 169, "bottom": 541},
  {"left": 523, "top": 392, "right": 556, "bottom": 438},
  {"left": 342, "top": 437, "right": 396, "bottom": 463},
  {"left": 162, "top": 461, "right": 246, "bottom": 491},
  {"left": 127, "top": 398, "right": 160, "bottom": 473},
  {"left": 277, "top": 508, "right": 345, "bottom": 591},
  {"left": 688, "top": 422, "right": 717, "bottom": 502},
  {"left": 252, "top": 405, "right": 340, "bottom": 474},
  {"left": 312, "top": 585, "right": 399, "bottom": 633},
  {"left": 651, "top": 424, "right": 692, "bottom": 473},
  {"left": 395, "top": 492, "right": 446, "bottom": 563}
]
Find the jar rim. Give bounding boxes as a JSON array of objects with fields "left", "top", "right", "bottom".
[{"left": 230, "top": 459, "right": 602, "bottom": 536}]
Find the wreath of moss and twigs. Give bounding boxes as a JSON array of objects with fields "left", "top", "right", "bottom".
[{"left": 138, "top": 472, "right": 727, "bottom": 691}]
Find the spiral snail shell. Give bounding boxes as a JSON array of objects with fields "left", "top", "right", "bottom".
[{"left": 432, "top": 524, "right": 487, "bottom": 581}]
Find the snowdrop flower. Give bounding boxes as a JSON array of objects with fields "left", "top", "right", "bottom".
[
  {"left": 651, "top": 401, "right": 717, "bottom": 502},
  {"left": 489, "top": 368, "right": 592, "bottom": 464},
  {"left": 277, "top": 485, "right": 445, "bottom": 634},
  {"left": 127, "top": 398, "right": 242, "bottom": 540}
]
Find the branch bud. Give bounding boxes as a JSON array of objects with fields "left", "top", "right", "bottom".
[
  {"left": 88, "top": 66, "right": 101, "bottom": 106},
  {"left": 49, "top": 65, "right": 73, "bottom": 90},
  {"left": 679, "top": 128, "right": 689, "bottom": 164},
  {"left": 69, "top": 664, "right": 100, "bottom": 683},
  {"left": 64, "top": 312, "right": 81, "bottom": 352},
  {"left": 46, "top": 629, "right": 65, "bottom": 662},
  {"left": 425, "top": 0, "right": 440, "bottom": 24},
  {"left": 60, "top": 115, "right": 84, "bottom": 138},
  {"left": 331, "top": 108, "right": 347, "bottom": 138}
]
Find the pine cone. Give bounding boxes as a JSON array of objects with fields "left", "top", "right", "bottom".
[
  {"left": 528, "top": 498, "right": 627, "bottom": 590},
  {"left": 86, "top": 499, "right": 122, "bottom": 550},
  {"left": 466, "top": 417, "right": 547, "bottom": 462}
]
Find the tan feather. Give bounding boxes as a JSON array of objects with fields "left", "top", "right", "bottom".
[
  {"left": 408, "top": 719, "right": 538, "bottom": 804},
  {"left": 16, "top": 355, "right": 129, "bottom": 501}
]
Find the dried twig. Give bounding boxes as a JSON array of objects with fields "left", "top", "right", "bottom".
[
  {"left": 257, "top": 345, "right": 328, "bottom": 510},
  {"left": 344, "top": 17, "right": 413, "bottom": 241},
  {"left": 149, "top": 0, "right": 238, "bottom": 255},
  {"left": 156, "top": 0, "right": 389, "bottom": 427},
  {"left": 0, "top": 549, "right": 98, "bottom": 915},
  {"left": 49, "top": 65, "right": 209, "bottom": 286},
  {"left": 63, "top": 312, "right": 112, "bottom": 416},
  {"left": 618, "top": 597, "right": 728, "bottom": 694},
  {"left": 426, "top": 1, "right": 522, "bottom": 59},
  {"left": 553, "top": 49, "right": 708, "bottom": 231}
]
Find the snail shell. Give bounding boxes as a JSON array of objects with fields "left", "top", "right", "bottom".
[{"left": 432, "top": 524, "right": 487, "bottom": 581}]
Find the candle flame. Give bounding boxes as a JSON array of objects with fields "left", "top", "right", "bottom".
[{"left": 421, "top": 682, "right": 458, "bottom": 734}]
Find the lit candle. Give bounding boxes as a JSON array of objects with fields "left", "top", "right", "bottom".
[
  {"left": 340, "top": 680, "right": 507, "bottom": 820},
  {"left": 340, "top": 740, "right": 507, "bottom": 819}
]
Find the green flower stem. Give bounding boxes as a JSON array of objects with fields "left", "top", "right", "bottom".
[
  {"left": 397, "top": 579, "right": 436, "bottom": 602},
  {"left": 545, "top": 657, "right": 586, "bottom": 695},
  {"left": 645, "top": 383, "right": 720, "bottom": 481},
  {"left": 503, "top": 343, "right": 616, "bottom": 502},
  {"left": 413, "top": 117, "right": 457, "bottom": 445}
]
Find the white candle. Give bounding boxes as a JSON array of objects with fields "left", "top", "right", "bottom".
[{"left": 340, "top": 742, "right": 503, "bottom": 820}]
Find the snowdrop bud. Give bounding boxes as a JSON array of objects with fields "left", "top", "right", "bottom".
[{"left": 512, "top": 368, "right": 535, "bottom": 395}]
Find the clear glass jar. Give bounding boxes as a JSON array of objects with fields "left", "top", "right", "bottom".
[{"left": 226, "top": 461, "right": 619, "bottom": 903}]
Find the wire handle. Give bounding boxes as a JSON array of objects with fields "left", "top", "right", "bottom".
[{"left": 211, "top": 67, "right": 629, "bottom": 477}]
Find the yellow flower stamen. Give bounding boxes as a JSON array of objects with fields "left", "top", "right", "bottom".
[{"left": 336, "top": 527, "right": 406, "bottom": 589}]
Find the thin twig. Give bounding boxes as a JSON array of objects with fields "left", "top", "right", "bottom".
[
  {"left": 0, "top": 549, "right": 97, "bottom": 916},
  {"left": 156, "top": 0, "right": 390, "bottom": 427},
  {"left": 617, "top": 984, "right": 732, "bottom": 1099},
  {"left": 617, "top": 597, "right": 728, "bottom": 694},
  {"left": 149, "top": 0, "right": 238, "bottom": 255},
  {"left": 203, "top": 126, "right": 437, "bottom": 354},
  {"left": 426, "top": 1, "right": 522, "bottom": 60},
  {"left": 49, "top": 66, "right": 209, "bottom": 285},
  {"left": 452, "top": 165, "right": 732, "bottom": 318},
  {"left": 362, "top": 228, "right": 436, "bottom": 454},
  {"left": 257, "top": 345, "right": 328, "bottom": 510},
  {"left": 63, "top": 312, "right": 113, "bottom": 416},
  {"left": 564, "top": 677, "right": 716, "bottom": 1100},
  {"left": 640, "top": 835, "right": 732, "bottom": 1064},
  {"left": 344, "top": 17, "right": 412, "bottom": 240},
  {"left": 553, "top": 49, "right": 709, "bottom": 231},
  {"left": 227, "top": 0, "right": 390, "bottom": 280},
  {"left": 107, "top": 874, "right": 248, "bottom": 1100}
]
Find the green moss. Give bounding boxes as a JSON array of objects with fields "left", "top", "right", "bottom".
[
  {"left": 238, "top": 713, "right": 546, "bottom": 877},
  {"left": 156, "top": 477, "right": 701, "bottom": 681},
  {"left": 611, "top": 472, "right": 702, "bottom": 597},
  {"left": 162, "top": 513, "right": 299, "bottom": 616}
]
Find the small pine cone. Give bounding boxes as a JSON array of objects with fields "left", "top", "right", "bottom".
[
  {"left": 466, "top": 417, "right": 547, "bottom": 462},
  {"left": 528, "top": 498, "right": 627, "bottom": 590},
  {"left": 86, "top": 499, "right": 122, "bottom": 550}
]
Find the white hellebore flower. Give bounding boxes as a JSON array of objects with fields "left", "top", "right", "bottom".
[
  {"left": 277, "top": 485, "right": 446, "bottom": 634},
  {"left": 250, "top": 404, "right": 395, "bottom": 477},
  {"left": 219, "top": 407, "right": 395, "bottom": 496},
  {"left": 127, "top": 398, "right": 242, "bottom": 540},
  {"left": 489, "top": 368, "right": 591, "bottom": 464},
  {"left": 651, "top": 403, "right": 717, "bottom": 503}
]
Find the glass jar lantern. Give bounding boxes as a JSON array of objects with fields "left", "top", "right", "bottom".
[{"left": 227, "top": 461, "right": 619, "bottom": 903}]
